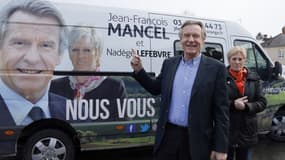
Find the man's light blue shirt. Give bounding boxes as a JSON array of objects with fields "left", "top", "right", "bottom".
[
  {"left": 168, "top": 54, "right": 201, "bottom": 127},
  {"left": 0, "top": 79, "right": 51, "bottom": 125}
]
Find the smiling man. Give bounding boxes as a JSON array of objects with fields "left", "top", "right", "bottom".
[
  {"left": 0, "top": 0, "right": 67, "bottom": 126},
  {"left": 131, "top": 20, "right": 229, "bottom": 160}
]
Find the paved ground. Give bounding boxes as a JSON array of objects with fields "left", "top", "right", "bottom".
[
  {"left": 81, "top": 137, "right": 285, "bottom": 160},
  {"left": 253, "top": 138, "right": 285, "bottom": 160}
]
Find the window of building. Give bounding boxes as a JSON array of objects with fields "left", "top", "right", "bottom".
[{"left": 278, "top": 49, "right": 284, "bottom": 59}]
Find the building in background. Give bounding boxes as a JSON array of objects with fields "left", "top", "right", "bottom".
[{"left": 261, "top": 27, "right": 285, "bottom": 65}]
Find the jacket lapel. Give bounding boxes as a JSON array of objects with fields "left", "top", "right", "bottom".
[
  {"left": 167, "top": 56, "right": 181, "bottom": 96},
  {"left": 0, "top": 95, "right": 16, "bottom": 126},
  {"left": 48, "top": 93, "right": 66, "bottom": 120},
  {"left": 191, "top": 55, "right": 211, "bottom": 97}
]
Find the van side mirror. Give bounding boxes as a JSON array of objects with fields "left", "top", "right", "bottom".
[{"left": 272, "top": 61, "right": 282, "bottom": 79}]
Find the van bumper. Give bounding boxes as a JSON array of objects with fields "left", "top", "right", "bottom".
[{"left": 0, "top": 128, "right": 21, "bottom": 157}]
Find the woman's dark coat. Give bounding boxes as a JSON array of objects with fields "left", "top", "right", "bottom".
[{"left": 226, "top": 67, "right": 267, "bottom": 147}]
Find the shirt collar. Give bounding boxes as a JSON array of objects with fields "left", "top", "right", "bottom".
[
  {"left": 182, "top": 53, "right": 202, "bottom": 66},
  {"left": 0, "top": 79, "right": 50, "bottom": 125}
]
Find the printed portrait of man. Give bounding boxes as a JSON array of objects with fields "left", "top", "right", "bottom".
[{"left": 0, "top": 0, "right": 68, "bottom": 126}]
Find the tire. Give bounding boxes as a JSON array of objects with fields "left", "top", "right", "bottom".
[
  {"left": 270, "top": 114, "right": 285, "bottom": 142},
  {"left": 21, "top": 129, "right": 76, "bottom": 160}
]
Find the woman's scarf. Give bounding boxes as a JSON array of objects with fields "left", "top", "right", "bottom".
[
  {"left": 229, "top": 67, "right": 247, "bottom": 95},
  {"left": 69, "top": 75, "right": 106, "bottom": 99}
]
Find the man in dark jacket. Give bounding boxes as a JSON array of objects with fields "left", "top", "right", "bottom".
[{"left": 130, "top": 20, "right": 229, "bottom": 160}]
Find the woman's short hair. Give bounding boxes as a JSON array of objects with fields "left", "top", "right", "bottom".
[
  {"left": 68, "top": 27, "right": 103, "bottom": 66},
  {"left": 227, "top": 46, "right": 247, "bottom": 61}
]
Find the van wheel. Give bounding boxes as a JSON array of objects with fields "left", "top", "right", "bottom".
[
  {"left": 270, "top": 114, "right": 285, "bottom": 142},
  {"left": 22, "top": 129, "right": 76, "bottom": 160}
]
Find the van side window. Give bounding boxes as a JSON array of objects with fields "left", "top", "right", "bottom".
[
  {"left": 174, "top": 40, "right": 224, "bottom": 62},
  {"left": 234, "top": 40, "right": 270, "bottom": 80}
]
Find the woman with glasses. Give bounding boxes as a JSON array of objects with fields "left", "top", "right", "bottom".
[{"left": 226, "top": 46, "right": 266, "bottom": 160}]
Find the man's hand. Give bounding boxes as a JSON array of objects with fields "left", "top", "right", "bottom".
[
  {"left": 130, "top": 49, "right": 143, "bottom": 73},
  {"left": 210, "top": 151, "right": 227, "bottom": 160}
]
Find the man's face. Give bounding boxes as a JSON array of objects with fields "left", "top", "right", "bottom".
[
  {"left": 180, "top": 24, "right": 204, "bottom": 60},
  {"left": 0, "top": 11, "right": 60, "bottom": 102}
]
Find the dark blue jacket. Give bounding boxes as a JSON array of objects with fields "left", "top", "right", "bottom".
[{"left": 133, "top": 55, "right": 229, "bottom": 160}]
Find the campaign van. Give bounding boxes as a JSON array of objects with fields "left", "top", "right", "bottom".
[{"left": 0, "top": 0, "right": 284, "bottom": 159}]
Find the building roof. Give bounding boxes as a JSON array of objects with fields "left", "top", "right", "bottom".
[{"left": 262, "top": 33, "right": 285, "bottom": 48}]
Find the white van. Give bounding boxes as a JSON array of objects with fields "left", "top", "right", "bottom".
[{"left": 0, "top": 0, "right": 284, "bottom": 159}]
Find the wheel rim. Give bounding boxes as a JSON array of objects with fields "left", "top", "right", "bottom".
[
  {"left": 271, "top": 115, "right": 285, "bottom": 139},
  {"left": 31, "top": 137, "right": 67, "bottom": 160}
]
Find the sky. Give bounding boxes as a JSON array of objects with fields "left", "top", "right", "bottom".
[{"left": 52, "top": 0, "right": 285, "bottom": 38}]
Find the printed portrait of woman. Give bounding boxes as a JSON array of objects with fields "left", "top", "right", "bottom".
[{"left": 50, "top": 27, "right": 127, "bottom": 121}]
